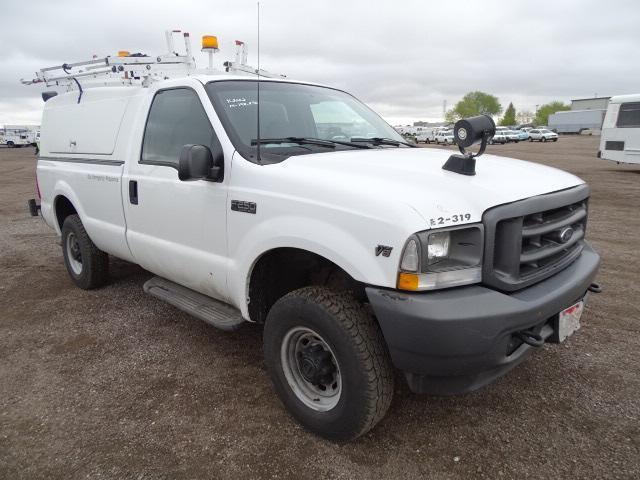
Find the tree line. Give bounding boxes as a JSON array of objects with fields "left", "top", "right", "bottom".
[{"left": 444, "top": 91, "right": 570, "bottom": 126}]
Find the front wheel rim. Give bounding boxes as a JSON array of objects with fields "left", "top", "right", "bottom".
[
  {"left": 280, "top": 326, "right": 342, "bottom": 412},
  {"left": 66, "top": 232, "right": 83, "bottom": 275}
]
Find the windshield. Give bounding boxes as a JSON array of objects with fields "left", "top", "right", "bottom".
[{"left": 205, "top": 80, "right": 406, "bottom": 163}]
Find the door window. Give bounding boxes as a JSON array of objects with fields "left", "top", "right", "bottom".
[{"left": 141, "top": 88, "right": 217, "bottom": 166}]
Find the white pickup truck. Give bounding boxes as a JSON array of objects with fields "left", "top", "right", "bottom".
[{"left": 26, "top": 40, "right": 600, "bottom": 441}]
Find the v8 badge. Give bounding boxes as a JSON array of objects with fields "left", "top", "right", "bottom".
[{"left": 375, "top": 245, "right": 393, "bottom": 257}]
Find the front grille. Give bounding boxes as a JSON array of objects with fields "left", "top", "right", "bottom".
[
  {"left": 519, "top": 201, "right": 586, "bottom": 278},
  {"left": 482, "top": 185, "right": 590, "bottom": 292}
]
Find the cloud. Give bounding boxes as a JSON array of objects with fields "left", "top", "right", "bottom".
[{"left": 2, "top": 0, "right": 639, "bottom": 125}]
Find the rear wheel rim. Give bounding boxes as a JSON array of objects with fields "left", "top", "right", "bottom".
[
  {"left": 66, "top": 232, "right": 83, "bottom": 275},
  {"left": 281, "top": 326, "right": 342, "bottom": 412}
]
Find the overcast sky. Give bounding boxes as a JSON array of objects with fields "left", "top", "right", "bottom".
[{"left": 2, "top": 0, "right": 639, "bottom": 126}]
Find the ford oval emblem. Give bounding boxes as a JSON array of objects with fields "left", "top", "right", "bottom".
[{"left": 559, "top": 227, "right": 574, "bottom": 243}]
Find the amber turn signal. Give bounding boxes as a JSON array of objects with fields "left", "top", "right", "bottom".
[{"left": 397, "top": 272, "right": 419, "bottom": 291}]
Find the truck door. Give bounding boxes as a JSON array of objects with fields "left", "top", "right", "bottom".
[{"left": 122, "top": 87, "right": 229, "bottom": 302}]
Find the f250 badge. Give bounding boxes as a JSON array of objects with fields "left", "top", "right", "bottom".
[
  {"left": 231, "top": 200, "right": 257, "bottom": 214},
  {"left": 375, "top": 245, "right": 393, "bottom": 257}
]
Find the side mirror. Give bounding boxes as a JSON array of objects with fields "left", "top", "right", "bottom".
[{"left": 178, "top": 144, "right": 223, "bottom": 182}]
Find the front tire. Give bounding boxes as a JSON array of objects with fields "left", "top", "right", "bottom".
[
  {"left": 61, "top": 214, "right": 109, "bottom": 289},
  {"left": 264, "top": 286, "right": 394, "bottom": 441}
]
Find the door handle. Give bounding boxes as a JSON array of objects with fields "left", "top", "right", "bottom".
[{"left": 129, "top": 180, "right": 138, "bottom": 205}]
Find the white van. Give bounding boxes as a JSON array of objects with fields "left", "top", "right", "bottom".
[
  {"left": 599, "top": 94, "right": 640, "bottom": 165},
  {"left": 416, "top": 127, "right": 435, "bottom": 143}
]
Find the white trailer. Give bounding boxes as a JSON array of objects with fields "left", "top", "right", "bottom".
[
  {"left": 548, "top": 110, "right": 606, "bottom": 134},
  {"left": 599, "top": 94, "right": 640, "bottom": 165}
]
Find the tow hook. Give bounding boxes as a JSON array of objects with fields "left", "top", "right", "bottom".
[
  {"left": 588, "top": 282, "right": 602, "bottom": 293},
  {"left": 515, "top": 330, "right": 545, "bottom": 348}
]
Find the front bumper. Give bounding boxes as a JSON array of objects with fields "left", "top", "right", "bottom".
[{"left": 366, "top": 243, "right": 600, "bottom": 395}]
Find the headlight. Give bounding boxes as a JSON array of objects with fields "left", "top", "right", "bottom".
[{"left": 398, "top": 225, "right": 483, "bottom": 291}]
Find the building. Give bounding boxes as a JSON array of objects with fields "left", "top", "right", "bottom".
[{"left": 570, "top": 97, "right": 610, "bottom": 111}]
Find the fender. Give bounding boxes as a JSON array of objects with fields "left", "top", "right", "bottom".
[
  {"left": 49, "top": 172, "right": 134, "bottom": 262},
  {"left": 227, "top": 215, "right": 405, "bottom": 320},
  {"left": 51, "top": 180, "right": 87, "bottom": 235}
]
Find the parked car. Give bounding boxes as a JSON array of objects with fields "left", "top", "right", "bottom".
[
  {"left": 25, "top": 32, "right": 600, "bottom": 441},
  {"left": 517, "top": 129, "right": 529, "bottom": 141},
  {"left": 435, "top": 129, "right": 455, "bottom": 145},
  {"left": 489, "top": 131, "right": 508, "bottom": 144},
  {"left": 529, "top": 129, "right": 559, "bottom": 142},
  {"left": 505, "top": 130, "right": 521, "bottom": 143}
]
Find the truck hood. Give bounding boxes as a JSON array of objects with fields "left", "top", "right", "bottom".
[{"left": 275, "top": 147, "right": 584, "bottom": 228}]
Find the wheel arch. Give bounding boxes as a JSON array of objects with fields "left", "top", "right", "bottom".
[
  {"left": 49, "top": 180, "right": 87, "bottom": 235},
  {"left": 245, "top": 246, "right": 367, "bottom": 324},
  {"left": 53, "top": 194, "right": 79, "bottom": 233}
]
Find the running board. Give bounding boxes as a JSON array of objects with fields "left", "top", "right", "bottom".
[{"left": 143, "top": 276, "right": 244, "bottom": 331}]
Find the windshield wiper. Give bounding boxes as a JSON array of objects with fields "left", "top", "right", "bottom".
[
  {"left": 251, "top": 137, "right": 372, "bottom": 149},
  {"left": 252, "top": 137, "right": 335, "bottom": 148},
  {"left": 350, "top": 137, "right": 417, "bottom": 148}
]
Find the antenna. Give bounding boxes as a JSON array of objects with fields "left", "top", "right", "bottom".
[{"left": 256, "top": 1, "right": 262, "bottom": 164}]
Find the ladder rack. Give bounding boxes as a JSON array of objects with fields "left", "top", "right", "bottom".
[{"left": 21, "top": 30, "right": 285, "bottom": 92}]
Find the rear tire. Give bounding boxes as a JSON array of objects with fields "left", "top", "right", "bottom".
[
  {"left": 263, "top": 286, "right": 394, "bottom": 441},
  {"left": 542, "top": 137, "right": 547, "bottom": 142},
  {"left": 61, "top": 214, "right": 109, "bottom": 289}
]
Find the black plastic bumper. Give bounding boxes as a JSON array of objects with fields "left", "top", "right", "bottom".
[{"left": 366, "top": 243, "right": 600, "bottom": 395}]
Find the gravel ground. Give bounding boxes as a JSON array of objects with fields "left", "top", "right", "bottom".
[{"left": 1, "top": 137, "right": 638, "bottom": 479}]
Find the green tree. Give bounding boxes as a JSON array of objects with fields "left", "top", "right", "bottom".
[
  {"left": 446, "top": 91, "right": 502, "bottom": 122},
  {"left": 500, "top": 102, "right": 516, "bottom": 126},
  {"left": 535, "top": 101, "right": 570, "bottom": 126}
]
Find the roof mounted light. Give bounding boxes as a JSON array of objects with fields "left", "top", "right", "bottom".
[
  {"left": 202, "top": 35, "right": 219, "bottom": 70},
  {"left": 202, "top": 35, "right": 219, "bottom": 50}
]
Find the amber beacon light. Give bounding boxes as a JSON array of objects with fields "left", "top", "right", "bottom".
[{"left": 202, "top": 35, "right": 219, "bottom": 50}]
